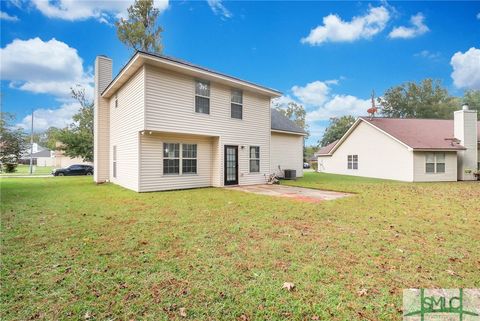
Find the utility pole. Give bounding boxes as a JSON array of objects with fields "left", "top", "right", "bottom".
[{"left": 29, "top": 110, "right": 34, "bottom": 175}]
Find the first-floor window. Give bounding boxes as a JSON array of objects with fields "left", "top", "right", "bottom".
[
  {"left": 163, "top": 143, "right": 180, "bottom": 174},
  {"left": 347, "top": 155, "right": 358, "bottom": 170},
  {"left": 250, "top": 146, "right": 260, "bottom": 172},
  {"left": 426, "top": 152, "right": 445, "bottom": 173},
  {"left": 113, "top": 145, "right": 117, "bottom": 178},
  {"left": 163, "top": 143, "right": 197, "bottom": 175},
  {"left": 182, "top": 144, "right": 197, "bottom": 174}
]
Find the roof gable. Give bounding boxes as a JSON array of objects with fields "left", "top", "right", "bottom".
[
  {"left": 102, "top": 51, "right": 282, "bottom": 98},
  {"left": 317, "top": 116, "right": 479, "bottom": 156}
]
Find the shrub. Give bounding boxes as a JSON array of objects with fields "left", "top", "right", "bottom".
[{"left": 2, "top": 163, "right": 18, "bottom": 173}]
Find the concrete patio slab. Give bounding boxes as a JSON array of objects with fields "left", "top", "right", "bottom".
[{"left": 226, "top": 184, "right": 351, "bottom": 203}]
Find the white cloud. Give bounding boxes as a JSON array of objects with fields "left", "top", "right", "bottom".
[
  {"left": 0, "top": 37, "right": 93, "bottom": 99},
  {"left": 0, "top": 11, "right": 19, "bottom": 21},
  {"left": 450, "top": 47, "right": 480, "bottom": 90},
  {"left": 30, "top": 0, "right": 168, "bottom": 22},
  {"left": 16, "top": 102, "right": 81, "bottom": 131},
  {"left": 275, "top": 79, "right": 371, "bottom": 143},
  {"left": 388, "top": 13, "right": 429, "bottom": 39},
  {"left": 477, "top": 12, "right": 480, "bottom": 20},
  {"left": 414, "top": 50, "right": 440, "bottom": 60},
  {"left": 307, "top": 95, "right": 371, "bottom": 121},
  {"left": 207, "top": 0, "right": 232, "bottom": 19},
  {"left": 301, "top": 6, "right": 390, "bottom": 45},
  {"left": 292, "top": 81, "right": 332, "bottom": 106}
]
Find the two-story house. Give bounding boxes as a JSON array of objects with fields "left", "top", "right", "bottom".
[{"left": 94, "top": 52, "right": 305, "bottom": 192}]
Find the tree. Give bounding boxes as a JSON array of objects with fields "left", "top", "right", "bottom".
[
  {"left": 379, "top": 79, "right": 458, "bottom": 119},
  {"left": 273, "top": 101, "right": 310, "bottom": 138},
  {"left": 319, "top": 115, "right": 355, "bottom": 147},
  {"left": 0, "top": 112, "right": 27, "bottom": 172},
  {"left": 116, "top": 0, "right": 163, "bottom": 53},
  {"left": 463, "top": 90, "right": 480, "bottom": 112},
  {"left": 39, "top": 127, "right": 63, "bottom": 151},
  {"left": 56, "top": 86, "right": 94, "bottom": 162}
]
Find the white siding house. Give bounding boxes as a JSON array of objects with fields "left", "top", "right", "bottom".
[
  {"left": 94, "top": 51, "right": 305, "bottom": 192},
  {"left": 317, "top": 108, "right": 479, "bottom": 182}
]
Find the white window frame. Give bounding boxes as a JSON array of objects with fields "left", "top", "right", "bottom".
[
  {"left": 163, "top": 143, "right": 198, "bottom": 176},
  {"left": 182, "top": 144, "right": 197, "bottom": 175},
  {"left": 249, "top": 146, "right": 260, "bottom": 173},
  {"left": 195, "top": 80, "right": 210, "bottom": 114},
  {"left": 425, "top": 152, "right": 445, "bottom": 174},
  {"left": 163, "top": 143, "right": 180, "bottom": 175},
  {"left": 347, "top": 155, "right": 358, "bottom": 170},
  {"left": 231, "top": 88, "right": 243, "bottom": 120}
]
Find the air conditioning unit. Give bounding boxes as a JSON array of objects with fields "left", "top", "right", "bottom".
[{"left": 283, "top": 169, "right": 296, "bottom": 180}]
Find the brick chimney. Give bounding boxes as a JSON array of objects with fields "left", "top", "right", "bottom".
[
  {"left": 94, "top": 56, "right": 112, "bottom": 183},
  {"left": 454, "top": 104, "right": 478, "bottom": 180}
]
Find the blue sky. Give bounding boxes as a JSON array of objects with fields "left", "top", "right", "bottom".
[{"left": 1, "top": 1, "right": 479, "bottom": 145}]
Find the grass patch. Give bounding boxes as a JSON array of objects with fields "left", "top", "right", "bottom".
[
  {"left": 1, "top": 164, "right": 53, "bottom": 176},
  {"left": 1, "top": 173, "right": 479, "bottom": 320}
]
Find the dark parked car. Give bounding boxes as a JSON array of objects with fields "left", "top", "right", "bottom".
[
  {"left": 52, "top": 164, "right": 94, "bottom": 176},
  {"left": 303, "top": 162, "right": 311, "bottom": 169}
]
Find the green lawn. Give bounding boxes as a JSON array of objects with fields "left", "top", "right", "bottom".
[
  {"left": 0, "top": 164, "right": 54, "bottom": 176},
  {"left": 1, "top": 173, "right": 479, "bottom": 320}
]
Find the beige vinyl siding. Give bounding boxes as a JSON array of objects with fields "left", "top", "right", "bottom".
[
  {"left": 270, "top": 132, "right": 304, "bottom": 177},
  {"left": 139, "top": 133, "right": 213, "bottom": 192},
  {"left": 318, "top": 121, "right": 414, "bottom": 181},
  {"left": 413, "top": 151, "right": 457, "bottom": 182},
  {"left": 94, "top": 57, "right": 112, "bottom": 182},
  {"left": 143, "top": 64, "right": 271, "bottom": 188},
  {"left": 109, "top": 67, "right": 145, "bottom": 191},
  {"left": 211, "top": 137, "right": 221, "bottom": 187}
]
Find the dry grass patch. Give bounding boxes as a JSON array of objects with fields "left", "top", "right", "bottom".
[{"left": 1, "top": 174, "right": 479, "bottom": 320}]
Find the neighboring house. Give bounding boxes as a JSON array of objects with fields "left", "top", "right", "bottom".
[
  {"left": 20, "top": 142, "right": 92, "bottom": 168},
  {"left": 317, "top": 106, "right": 479, "bottom": 182},
  {"left": 20, "top": 149, "right": 54, "bottom": 167},
  {"left": 52, "top": 150, "right": 92, "bottom": 168},
  {"left": 93, "top": 51, "right": 305, "bottom": 192},
  {"left": 52, "top": 142, "right": 92, "bottom": 168}
]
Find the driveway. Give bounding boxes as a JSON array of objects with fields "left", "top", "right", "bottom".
[{"left": 226, "top": 184, "right": 351, "bottom": 203}]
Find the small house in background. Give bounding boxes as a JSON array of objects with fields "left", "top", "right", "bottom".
[
  {"left": 52, "top": 142, "right": 92, "bottom": 168},
  {"left": 20, "top": 142, "right": 92, "bottom": 168},
  {"left": 316, "top": 106, "right": 479, "bottom": 182}
]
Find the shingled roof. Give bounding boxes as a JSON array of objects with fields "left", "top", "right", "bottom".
[
  {"left": 318, "top": 117, "right": 480, "bottom": 156},
  {"left": 271, "top": 109, "right": 307, "bottom": 135},
  {"left": 360, "top": 117, "right": 479, "bottom": 150},
  {"left": 316, "top": 140, "right": 339, "bottom": 155}
]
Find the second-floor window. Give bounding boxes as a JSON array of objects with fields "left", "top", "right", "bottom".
[
  {"left": 231, "top": 89, "right": 243, "bottom": 119},
  {"left": 195, "top": 80, "right": 210, "bottom": 114}
]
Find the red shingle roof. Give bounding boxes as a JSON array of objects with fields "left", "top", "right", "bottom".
[
  {"left": 360, "top": 117, "right": 480, "bottom": 150},
  {"left": 316, "top": 140, "right": 339, "bottom": 155}
]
